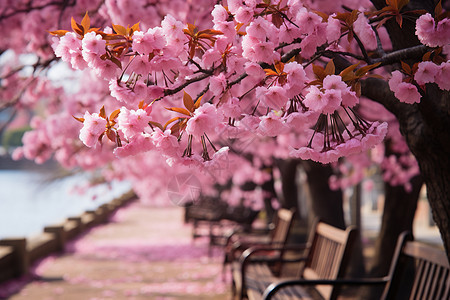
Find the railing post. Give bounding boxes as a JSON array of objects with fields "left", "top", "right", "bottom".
[{"left": 0, "top": 238, "right": 29, "bottom": 276}]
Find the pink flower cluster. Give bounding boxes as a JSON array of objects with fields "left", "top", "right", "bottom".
[
  {"left": 109, "top": 80, "right": 150, "bottom": 106},
  {"left": 415, "top": 13, "right": 450, "bottom": 47},
  {"left": 291, "top": 121, "right": 388, "bottom": 164},
  {"left": 304, "top": 75, "right": 358, "bottom": 114},
  {"left": 353, "top": 13, "right": 377, "bottom": 50},
  {"left": 79, "top": 112, "right": 107, "bottom": 147},
  {"left": 185, "top": 103, "right": 223, "bottom": 136},
  {"left": 53, "top": 32, "right": 87, "bottom": 70},
  {"left": 242, "top": 17, "right": 280, "bottom": 63},
  {"left": 381, "top": 154, "right": 420, "bottom": 192},
  {"left": 117, "top": 107, "right": 152, "bottom": 139},
  {"left": 415, "top": 61, "right": 450, "bottom": 91},
  {"left": 388, "top": 71, "right": 421, "bottom": 104}
]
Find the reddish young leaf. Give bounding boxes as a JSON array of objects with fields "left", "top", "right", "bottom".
[
  {"left": 194, "top": 95, "right": 203, "bottom": 109},
  {"left": 325, "top": 59, "right": 336, "bottom": 76},
  {"left": 80, "top": 12, "right": 90, "bottom": 34},
  {"left": 183, "top": 91, "right": 195, "bottom": 112},
  {"left": 109, "top": 109, "right": 121, "bottom": 120},
  {"left": 354, "top": 62, "right": 381, "bottom": 77},
  {"left": 401, "top": 61, "right": 411, "bottom": 74},
  {"left": 99, "top": 106, "right": 107, "bottom": 119},
  {"left": 166, "top": 107, "right": 192, "bottom": 116},
  {"left": 148, "top": 121, "right": 163, "bottom": 131},
  {"left": 73, "top": 116, "right": 85, "bottom": 123},
  {"left": 163, "top": 117, "right": 183, "bottom": 130},
  {"left": 71, "top": 17, "right": 84, "bottom": 36},
  {"left": 48, "top": 30, "right": 69, "bottom": 36},
  {"left": 113, "top": 24, "right": 128, "bottom": 35},
  {"left": 131, "top": 22, "right": 140, "bottom": 33},
  {"left": 312, "top": 64, "right": 326, "bottom": 81},
  {"left": 340, "top": 62, "right": 360, "bottom": 78}
]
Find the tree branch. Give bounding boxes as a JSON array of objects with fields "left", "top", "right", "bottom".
[{"left": 373, "top": 45, "right": 429, "bottom": 66}]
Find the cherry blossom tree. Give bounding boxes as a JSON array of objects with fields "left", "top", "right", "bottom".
[{"left": 1, "top": 0, "right": 450, "bottom": 262}]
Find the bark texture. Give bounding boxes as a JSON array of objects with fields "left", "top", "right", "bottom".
[
  {"left": 365, "top": 0, "right": 450, "bottom": 261},
  {"left": 362, "top": 175, "right": 423, "bottom": 299}
]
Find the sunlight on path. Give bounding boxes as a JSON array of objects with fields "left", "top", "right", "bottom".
[{"left": 7, "top": 202, "right": 229, "bottom": 300}]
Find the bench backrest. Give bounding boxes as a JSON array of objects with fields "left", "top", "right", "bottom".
[
  {"left": 270, "top": 208, "right": 296, "bottom": 245},
  {"left": 300, "top": 221, "right": 358, "bottom": 300},
  {"left": 382, "top": 232, "right": 450, "bottom": 300}
]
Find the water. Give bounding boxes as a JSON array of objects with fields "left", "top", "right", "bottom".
[{"left": 0, "top": 170, "right": 131, "bottom": 239}]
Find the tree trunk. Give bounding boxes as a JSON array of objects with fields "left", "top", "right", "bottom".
[
  {"left": 362, "top": 0, "right": 450, "bottom": 261},
  {"left": 261, "top": 166, "right": 277, "bottom": 223},
  {"left": 362, "top": 175, "right": 423, "bottom": 299},
  {"left": 275, "top": 159, "right": 301, "bottom": 212},
  {"left": 302, "top": 161, "right": 345, "bottom": 228},
  {"left": 302, "top": 161, "right": 366, "bottom": 277}
]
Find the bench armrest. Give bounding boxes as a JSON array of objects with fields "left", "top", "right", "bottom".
[
  {"left": 240, "top": 243, "right": 309, "bottom": 264},
  {"left": 262, "top": 277, "right": 390, "bottom": 300},
  {"left": 237, "top": 244, "right": 309, "bottom": 283}
]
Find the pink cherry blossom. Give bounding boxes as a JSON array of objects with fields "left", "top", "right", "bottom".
[
  {"left": 415, "top": 13, "right": 450, "bottom": 47},
  {"left": 131, "top": 54, "right": 153, "bottom": 75},
  {"left": 414, "top": 61, "right": 440, "bottom": 85},
  {"left": 82, "top": 32, "right": 106, "bottom": 55},
  {"left": 235, "top": 6, "right": 254, "bottom": 24},
  {"left": 209, "top": 73, "right": 227, "bottom": 96},
  {"left": 53, "top": 32, "right": 87, "bottom": 70},
  {"left": 257, "top": 112, "right": 288, "bottom": 137},
  {"left": 109, "top": 80, "right": 148, "bottom": 105},
  {"left": 220, "top": 97, "right": 242, "bottom": 118},
  {"left": 256, "top": 85, "right": 288, "bottom": 110},
  {"left": 244, "top": 62, "right": 266, "bottom": 81},
  {"left": 389, "top": 70, "right": 421, "bottom": 104},
  {"left": 211, "top": 5, "right": 228, "bottom": 23},
  {"left": 117, "top": 107, "right": 152, "bottom": 139},
  {"left": 79, "top": 112, "right": 107, "bottom": 148},
  {"left": 295, "top": 9, "right": 322, "bottom": 35},
  {"left": 113, "top": 133, "right": 154, "bottom": 157},
  {"left": 132, "top": 27, "right": 165, "bottom": 54},
  {"left": 435, "top": 61, "right": 450, "bottom": 90},
  {"left": 353, "top": 13, "right": 377, "bottom": 50},
  {"left": 150, "top": 128, "right": 181, "bottom": 161},
  {"left": 303, "top": 85, "right": 328, "bottom": 113},
  {"left": 327, "top": 14, "right": 341, "bottom": 44},
  {"left": 284, "top": 110, "right": 319, "bottom": 132},
  {"left": 185, "top": 103, "right": 222, "bottom": 136},
  {"left": 284, "top": 62, "right": 307, "bottom": 97}
]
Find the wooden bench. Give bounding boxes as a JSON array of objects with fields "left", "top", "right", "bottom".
[
  {"left": 185, "top": 197, "right": 260, "bottom": 255},
  {"left": 260, "top": 231, "right": 450, "bottom": 300},
  {"left": 235, "top": 220, "right": 357, "bottom": 300},
  {"left": 228, "top": 208, "right": 297, "bottom": 299}
]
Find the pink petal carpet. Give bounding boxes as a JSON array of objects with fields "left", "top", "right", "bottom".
[{"left": 0, "top": 201, "right": 230, "bottom": 299}]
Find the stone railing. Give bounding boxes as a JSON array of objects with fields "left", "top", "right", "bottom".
[{"left": 0, "top": 190, "right": 137, "bottom": 283}]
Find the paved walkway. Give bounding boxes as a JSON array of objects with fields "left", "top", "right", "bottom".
[{"left": 5, "top": 202, "right": 230, "bottom": 299}]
